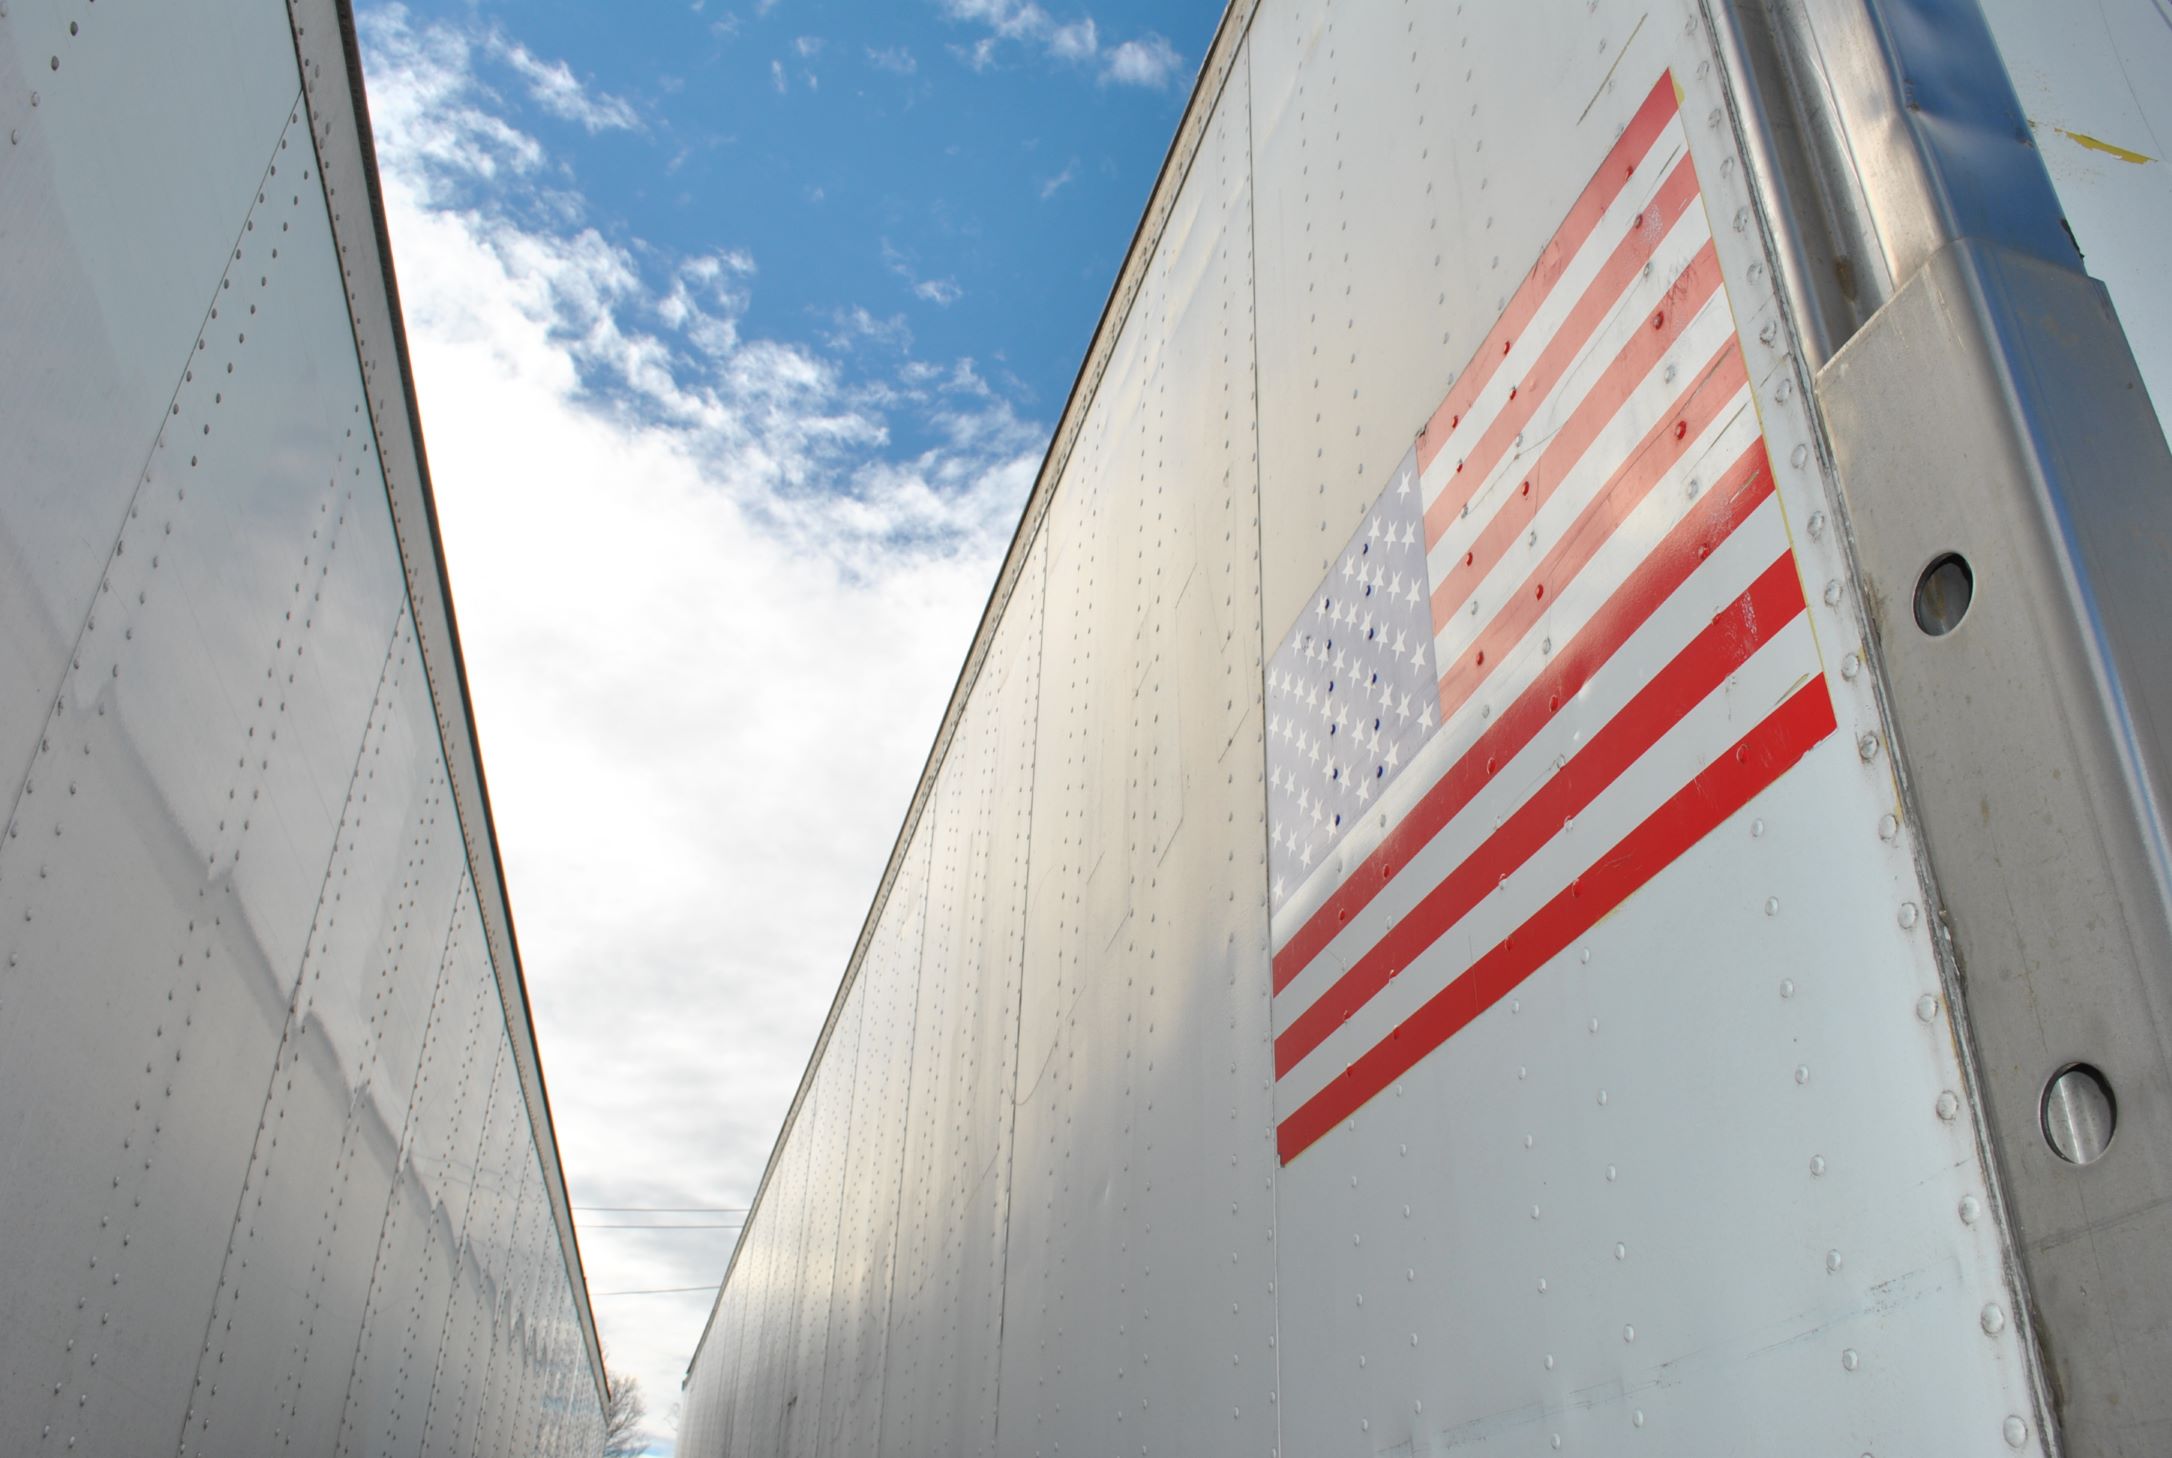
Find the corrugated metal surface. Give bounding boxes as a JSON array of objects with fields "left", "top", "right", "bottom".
[
  {"left": 679, "top": 1, "right": 2171, "bottom": 1453},
  {"left": 0, "top": 1, "right": 605, "bottom": 1453}
]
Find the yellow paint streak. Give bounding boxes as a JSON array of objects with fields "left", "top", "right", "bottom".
[{"left": 2056, "top": 127, "right": 2155, "bottom": 165}]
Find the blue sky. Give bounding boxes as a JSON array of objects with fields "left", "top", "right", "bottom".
[{"left": 354, "top": 1, "right": 1220, "bottom": 1448}]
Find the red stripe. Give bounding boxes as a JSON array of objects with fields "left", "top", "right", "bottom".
[
  {"left": 1422, "top": 156, "right": 1703, "bottom": 551},
  {"left": 1276, "top": 676, "right": 1839, "bottom": 1164},
  {"left": 1437, "top": 345, "right": 1753, "bottom": 722},
  {"left": 1275, "top": 550, "right": 1807, "bottom": 1076},
  {"left": 1414, "top": 74, "right": 1681, "bottom": 478},
  {"left": 1270, "top": 443, "right": 1776, "bottom": 994},
  {"left": 1427, "top": 232, "right": 1723, "bottom": 569}
]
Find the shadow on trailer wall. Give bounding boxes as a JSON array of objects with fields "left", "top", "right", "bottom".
[
  {"left": 0, "top": 2, "right": 605, "bottom": 1453},
  {"left": 681, "top": 1, "right": 2172, "bottom": 1455}
]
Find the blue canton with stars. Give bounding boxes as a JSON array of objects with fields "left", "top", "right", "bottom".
[{"left": 1266, "top": 447, "right": 1441, "bottom": 917}]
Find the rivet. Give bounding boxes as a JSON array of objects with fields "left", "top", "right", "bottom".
[
  {"left": 1899, "top": 902, "right": 1920, "bottom": 929},
  {"left": 1764, "top": 896, "right": 1780, "bottom": 916},
  {"left": 1842, "top": 652, "right": 1862, "bottom": 681},
  {"left": 1960, "top": 1194, "right": 1983, "bottom": 1225},
  {"left": 1936, "top": 1090, "right": 1961, "bottom": 1121},
  {"left": 1825, "top": 1249, "right": 1843, "bottom": 1273},
  {"left": 1807, "top": 511, "right": 1825, "bottom": 539},
  {"left": 2003, "top": 1416, "right": 2028, "bottom": 1448},
  {"left": 1841, "top": 1348, "right": 1860, "bottom": 1372},
  {"left": 1916, "top": 994, "right": 1939, "bottom": 1022},
  {"left": 1823, "top": 580, "right": 1842, "bottom": 607},
  {"left": 1981, "top": 1303, "right": 2007, "bottom": 1335},
  {"left": 1810, "top": 1154, "right": 1827, "bottom": 1176},
  {"left": 1858, "top": 732, "right": 1880, "bottom": 761},
  {"left": 1878, "top": 813, "right": 1900, "bottom": 841}
]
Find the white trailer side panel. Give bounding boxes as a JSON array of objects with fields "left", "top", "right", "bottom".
[
  {"left": 0, "top": 2, "right": 606, "bottom": 1453},
  {"left": 682, "top": 1, "right": 2172, "bottom": 1454}
]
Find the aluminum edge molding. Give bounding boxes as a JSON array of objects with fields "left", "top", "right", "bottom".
[
  {"left": 284, "top": 0, "right": 607, "bottom": 1403},
  {"left": 1710, "top": 0, "right": 2172, "bottom": 1449}
]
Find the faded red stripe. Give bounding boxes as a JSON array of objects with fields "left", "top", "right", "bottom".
[
  {"left": 1276, "top": 677, "right": 1839, "bottom": 1164},
  {"left": 1275, "top": 550, "right": 1806, "bottom": 1077},
  {"left": 1415, "top": 74, "right": 1681, "bottom": 477},
  {"left": 1422, "top": 156, "right": 1704, "bottom": 550},
  {"left": 1270, "top": 444, "right": 1777, "bottom": 995},
  {"left": 1436, "top": 346, "right": 1754, "bottom": 722},
  {"left": 1428, "top": 234, "right": 1723, "bottom": 566}
]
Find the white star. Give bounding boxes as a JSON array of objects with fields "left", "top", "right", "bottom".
[
  {"left": 1393, "top": 629, "right": 1408, "bottom": 656},
  {"left": 1340, "top": 556, "right": 1355, "bottom": 581},
  {"left": 1357, "top": 780, "right": 1371, "bottom": 804},
  {"left": 1308, "top": 738, "right": 1322, "bottom": 765},
  {"left": 1396, "top": 692, "right": 1412, "bottom": 723},
  {"left": 1367, "top": 518, "right": 1381, "bottom": 542},
  {"left": 1274, "top": 876, "right": 1286, "bottom": 898},
  {"left": 1402, "top": 522, "right": 1418, "bottom": 547},
  {"left": 1405, "top": 578, "right": 1422, "bottom": 606},
  {"left": 1300, "top": 843, "right": 1313, "bottom": 867},
  {"left": 1396, "top": 465, "right": 1414, "bottom": 498},
  {"left": 1385, "top": 741, "right": 1401, "bottom": 768},
  {"left": 1389, "top": 573, "right": 1403, "bottom": 597},
  {"left": 1419, "top": 703, "right": 1435, "bottom": 730},
  {"left": 1270, "top": 766, "right": 1283, "bottom": 790},
  {"left": 1316, "top": 595, "right": 1329, "bottom": 618},
  {"left": 1410, "top": 641, "right": 1426, "bottom": 669}
]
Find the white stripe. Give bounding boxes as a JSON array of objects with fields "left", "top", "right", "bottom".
[
  {"left": 1276, "top": 607, "right": 1819, "bottom": 1108},
  {"left": 1268, "top": 386, "right": 1762, "bottom": 957},
  {"left": 1416, "top": 116, "right": 1690, "bottom": 511},
  {"left": 1272, "top": 483, "right": 1788, "bottom": 1018},
  {"left": 1423, "top": 202, "right": 1717, "bottom": 597}
]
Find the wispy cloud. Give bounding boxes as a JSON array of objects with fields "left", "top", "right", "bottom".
[
  {"left": 489, "top": 32, "right": 642, "bottom": 133},
  {"left": 792, "top": 34, "right": 823, "bottom": 57},
  {"left": 1102, "top": 32, "right": 1183, "bottom": 88},
  {"left": 357, "top": 6, "right": 1040, "bottom": 1436},
  {"left": 1038, "top": 159, "right": 1076, "bottom": 199},
  {"left": 769, "top": 57, "right": 788, "bottom": 92},
  {"left": 866, "top": 44, "right": 918, "bottom": 75},
  {"left": 937, "top": 1, "right": 1182, "bottom": 87},
  {"left": 1047, "top": 17, "right": 1097, "bottom": 61},
  {"left": 882, "top": 238, "right": 965, "bottom": 309}
]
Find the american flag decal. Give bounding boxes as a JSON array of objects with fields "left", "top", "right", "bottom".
[{"left": 1266, "top": 73, "right": 1837, "bottom": 1164}]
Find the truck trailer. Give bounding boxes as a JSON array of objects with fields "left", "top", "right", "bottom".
[
  {"left": 678, "top": 1, "right": 2172, "bottom": 1455},
  {"left": 0, "top": 3, "right": 606, "bottom": 1453}
]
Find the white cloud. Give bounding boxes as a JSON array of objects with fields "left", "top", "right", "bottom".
[
  {"left": 940, "top": 0, "right": 1051, "bottom": 40},
  {"left": 882, "top": 237, "right": 965, "bottom": 309},
  {"left": 1039, "top": 159, "right": 1077, "bottom": 199},
  {"left": 1102, "top": 31, "right": 1183, "bottom": 88},
  {"left": 1047, "top": 16, "right": 1097, "bottom": 61},
  {"left": 357, "top": 6, "right": 1038, "bottom": 1443},
  {"left": 866, "top": 44, "right": 918, "bottom": 75},
  {"left": 937, "top": 2, "right": 1179, "bottom": 87},
  {"left": 489, "top": 33, "right": 642, "bottom": 133},
  {"left": 769, "top": 57, "right": 788, "bottom": 92},
  {"left": 792, "top": 34, "right": 824, "bottom": 57}
]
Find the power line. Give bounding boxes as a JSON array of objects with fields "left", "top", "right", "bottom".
[
  {"left": 593, "top": 1285, "right": 722, "bottom": 1297},
  {"left": 580, "top": 1222, "right": 745, "bottom": 1230},
  {"left": 573, "top": 1206, "right": 750, "bottom": 1214}
]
